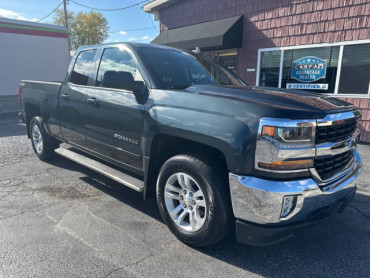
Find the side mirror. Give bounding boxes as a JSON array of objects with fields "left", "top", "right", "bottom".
[
  {"left": 132, "top": 80, "right": 146, "bottom": 96},
  {"left": 102, "top": 71, "right": 146, "bottom": 94},
  {"left": 101, "top": 71, "right": 148, "bottom": 103}
]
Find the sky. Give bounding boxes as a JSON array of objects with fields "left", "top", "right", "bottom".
[{"left": 0, "top": 0, "right": 159, "bottom": 43}]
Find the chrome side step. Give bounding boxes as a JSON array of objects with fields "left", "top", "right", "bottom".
[{"left": 55, "top": 147, "right": 144, "bottom": 192}]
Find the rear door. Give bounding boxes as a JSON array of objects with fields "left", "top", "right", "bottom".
[
  {"left": 83, "top": 46, "right": 146, "bottom": 171},
  {"left": 59, "top": 49, "right": 98, "bottom": 147}
]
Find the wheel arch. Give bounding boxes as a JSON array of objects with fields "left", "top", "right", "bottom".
[
  {"left": 24, "top": 103, "right": 41, "bottom": 138},
  {"left": 143, "top": 133, "right": 231, "bottom": 199}
]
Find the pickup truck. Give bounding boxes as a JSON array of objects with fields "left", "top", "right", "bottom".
[{"left": 19, "top": 43, "right": 362, "bottom": 247}]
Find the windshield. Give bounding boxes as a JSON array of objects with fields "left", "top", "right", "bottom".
[{"left": 139, "top": 47, "right": 246, "bottom": 89}]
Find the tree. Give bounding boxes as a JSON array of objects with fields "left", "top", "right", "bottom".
[
  {"left": 53, "top": 9, "right": 109, "bottom": 50},
  {"left": 53, "top": 9, "right": 77, "bottom": 49},
  {"left": 74, "top": 11, "right": 109, "bottom": 47}
]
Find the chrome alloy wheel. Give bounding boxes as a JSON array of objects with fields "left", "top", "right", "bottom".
[
  {"left": 31, "top": 124, "right": 43, "bottom": 154},
  {"left": 164, "top": 173, "right": 207, "bottom": 232}
]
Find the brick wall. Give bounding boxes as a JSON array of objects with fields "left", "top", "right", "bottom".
[
  {"left": 158, "top": 0, "right": 369, "bottom": 85},
  {"left": 157, "top": 0, "right": 370, "bottom": 142},
  {"left": 340, "top": 98, "right": 370, "bottom": 143}
]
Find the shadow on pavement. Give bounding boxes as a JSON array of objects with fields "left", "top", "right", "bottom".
[
  {"left": 196, "top": 191, "right": 370, "bottom": 277},
  {"left": 45, "top": 155, "right": 162, "bottom": 221},
  {"left": 46, "top": 150, "right": 370, "bottom": 278}
]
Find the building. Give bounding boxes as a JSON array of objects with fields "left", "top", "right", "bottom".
[
  {"left": 143, "top": 0, "right": 370, "bottom": 142},
  {"left": 0, "top": 18, "right": 70, "bottom": 97}
]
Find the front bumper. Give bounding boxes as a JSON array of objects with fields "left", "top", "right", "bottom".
[{"left": 229, "top": 149, "right": 362, "bottom": 246}]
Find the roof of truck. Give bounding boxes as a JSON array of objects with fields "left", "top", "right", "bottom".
[{"left": 76, "top": 42, "right": 177, "bottom": 52}]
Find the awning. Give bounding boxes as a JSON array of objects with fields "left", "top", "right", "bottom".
[{"left": 151, "top": 15, "right": 243, "bottom": 51}]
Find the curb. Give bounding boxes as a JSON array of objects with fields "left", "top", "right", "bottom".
[
  {"left": 0, "top": 95, "right": 19, "bottom": 117},
  {"left": 0, "top": 112, "right": 19, "bottom": 118}
]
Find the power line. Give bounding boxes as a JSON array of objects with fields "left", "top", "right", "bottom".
[
  {"left": 109, "top": 27, "right": 155, "bottom": 33},
  {"left": 36, "top": 1, "right": 64, "bottom": 22},
  {"left": 69, "top": 0, "right": 149, "bottom": 12},
  {"left": 141, "top": 14, "right": 150, "bottom": 38},
  {"left": 147, "top": 13, "right": 158, "bottom": 32}
]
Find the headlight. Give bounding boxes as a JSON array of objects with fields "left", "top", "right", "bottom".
[
  {"left": 261, "top": 124, "right": 314, "bottom": 145},
  {"left": 256, "top": 118, "right": 316, "bottom": 172}
]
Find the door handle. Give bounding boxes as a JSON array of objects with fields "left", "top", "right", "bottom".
[
  {"left": 60, "top": 93, "right": 69, "bottom": 101},
  {"left": 87, "top": 97, "right": 99, "bottom": 106}
]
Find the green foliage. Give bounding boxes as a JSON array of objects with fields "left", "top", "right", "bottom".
[{"left": 53, "top": 9, "right": 109, "bottom": 50}]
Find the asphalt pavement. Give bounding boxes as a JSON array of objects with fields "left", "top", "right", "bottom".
[{"left": 0, "top": 115, "right": 369, "bottom": 278}]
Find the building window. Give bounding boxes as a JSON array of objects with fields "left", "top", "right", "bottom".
[
  {"left": 259, "top": 50, "right": 281, "bottom": 87},
  {"left": 204, "top": 49, "right": 238, "bottom": 74},
  {"left": 339, "top": 43, "right": 370, "bottom": 95},
  {"left": 257, "top": 41, "right": 370, "bottom": 96},
  {"left": 282, "top": 47, "right": 339, "bottom": 93}
]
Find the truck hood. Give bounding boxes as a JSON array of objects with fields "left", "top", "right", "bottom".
[{"left": 185, "top": 85, "right": 355, "bottom": 117}]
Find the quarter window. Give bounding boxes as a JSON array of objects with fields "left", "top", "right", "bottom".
[{"left": 70, "top": 50, "right": 97, "bottom": 86}]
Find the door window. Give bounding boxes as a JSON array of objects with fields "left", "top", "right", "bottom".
[
  {"left": 70, "top": 50, "right": 97, "bottom": 85},
  {"left": 96, "top": 47, "right": 141, "bottom": 90}
]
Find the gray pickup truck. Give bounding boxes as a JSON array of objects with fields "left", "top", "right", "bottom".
[{"left": 19, "top": 43, "right": 362, "bottom": 247}]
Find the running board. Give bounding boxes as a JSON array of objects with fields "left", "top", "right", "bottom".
[{"left": 55, "top": 147, "right": 144, "bottom": 192}]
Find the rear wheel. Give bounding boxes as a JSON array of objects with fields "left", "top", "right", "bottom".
[
  {"left": 156, "top": 154, "right": 232, "bottom": 247},
  {"left": 30, "top": 116, "right": 58, "bottom": 160}
]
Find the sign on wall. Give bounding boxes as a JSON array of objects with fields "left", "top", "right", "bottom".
[
  {"left": 291, "top": 56, "right": 327, "bottom": 82},
  {"left": 286, "top": 83, "right": 328, "bottom": 90}
]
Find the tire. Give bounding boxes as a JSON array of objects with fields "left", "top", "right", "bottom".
[
  {"left": 156, "top": 153, "right": 233, "bottom": 247},
  {"left": 30, "top": 116, "right": 58, "bottom": 161}
]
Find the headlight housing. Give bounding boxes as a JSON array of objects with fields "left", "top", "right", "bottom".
[{"left": 255, "top": 118, "right": 316, "bottom": 172}]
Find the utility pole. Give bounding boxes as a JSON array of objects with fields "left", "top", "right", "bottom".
[{"left": 63, "top": 0, "right": 71, "bottom": 56}]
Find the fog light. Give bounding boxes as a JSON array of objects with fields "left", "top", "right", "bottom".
[{"left": 281, "top": 196, "right": 297, "bottom": 218}]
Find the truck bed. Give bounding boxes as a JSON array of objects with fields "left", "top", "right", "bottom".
[
  {"left": 19, "top": 80, "right": 63, "bottom": 139},
  {"left": 20, "top": 80, "right": 62, "bottom": 96}
]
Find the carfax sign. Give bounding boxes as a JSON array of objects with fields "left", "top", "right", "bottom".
[{"left": 291, "top": 56, "right": 327, "bottom": 82}]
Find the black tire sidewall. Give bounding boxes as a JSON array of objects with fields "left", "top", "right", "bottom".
[
  {"left": 157, "top": 155, "right": 225, "bottom": 246},
  {"left": 30, "top": 116, "right": 54, "bottom": 160}
]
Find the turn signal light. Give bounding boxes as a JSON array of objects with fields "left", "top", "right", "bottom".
[
  {"left": 258, "top": 159, "right": 313, "bottom": 170},
  {"left": 262, "top": 125, "right": 275, "bottom": 137}
]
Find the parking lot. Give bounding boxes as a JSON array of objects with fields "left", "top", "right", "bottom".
[{"left": 0, "top": 114, "right": 369, "bottom": 278}]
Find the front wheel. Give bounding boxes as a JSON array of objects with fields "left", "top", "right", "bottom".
[
  {"left": 30, "top": 116, "right": 58, "bottom": 160},
  {"left": 156, "top": 154, "right": 232, "bottom": 247}
]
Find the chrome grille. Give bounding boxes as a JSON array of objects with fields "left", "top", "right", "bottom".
[
  {"left": 314, "top": 150, "right": 353, "bottom": 181},
  {"left": 315, "top": 118, "right": 357, "bottom": 144}
]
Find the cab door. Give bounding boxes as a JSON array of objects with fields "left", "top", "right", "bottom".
[
  {"left": 59, "top": 49, "right": 98, "bottom": 147},
  {"left": 83, "top": 46, "right": 146, "bottom": 171}
]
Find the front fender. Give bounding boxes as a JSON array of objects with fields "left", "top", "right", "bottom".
[{"left": 145, "top": 105, "right": 253, "bottom": 173}]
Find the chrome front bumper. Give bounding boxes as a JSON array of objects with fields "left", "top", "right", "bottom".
[{"left": 229, "top": 149, "right": 362, "bottom": 225}]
